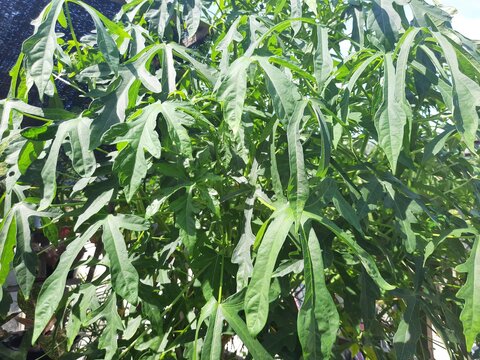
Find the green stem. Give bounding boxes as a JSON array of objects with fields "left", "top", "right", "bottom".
[
  {"left": 218, "top": 250, "right": 225, "bottom": 302},
  {"left": 65, "top": 1, "right": 84, "bottom": 67}
]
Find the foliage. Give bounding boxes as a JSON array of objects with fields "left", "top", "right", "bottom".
[{"left": 0, "top": 0, "right": 479, "bottom": 358}]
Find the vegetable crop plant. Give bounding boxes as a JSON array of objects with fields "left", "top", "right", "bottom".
[{"left": 0, "top": 0, "right": 479, "bottom": 358}]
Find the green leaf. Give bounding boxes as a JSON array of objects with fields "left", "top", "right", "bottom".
[
  {"left": 74, "top": 188, "right": 114, "bottom": 231},
  {"left": 185, "top": 0, "right": 202, "bottom": 37},
  {"left": 33, "top": 222, "right": 102, "bottom": 342},
  {"left": 422, "top": 126, "right": 456, "bottom": 163},
  {"left": 245, "top": 206, "right": 294, "bottom": 336},
  {"left": 0, "top": 212, "right": 16, "bottom": 287},
  {"left": 194, "top": 297, "right": 218, "bottom": 359},
  {"left": 457, "top": 236, "right": 480, "bottom": 350},
  {"left": 159, "top": 101, "right": 193, "bottom": 158},
  {"left": 331, "top": 185, "right": 364, "bottom": 235},
  {"left": 104, "top": 103, "right": 162, "bottom": 201},
  {"left": 173, "top": 187, "right": 197, "bottom": 251},
  {"left": 90, "top": 44, "right": 163, "bottom": 148},
  {"left": 18, "top": 140, "right": 44, "bottom": 175},
  {"left": 374, "top": 53, "right": 407, "bottom": 172},
  {"left": 145, "top": 0, "right": 174, "bottom": 39},
  {"left": 433, "top": 32, "right": 480, "bottom": 150},
  {"left": 66, "top": 284, "right": 97, "bottom": 350},
  {"left": 74, "top": 0, "right": 120, "bottom": 71},
  {"left": 269, "top": 120, "right": 286, "bottom": 201},
  {"left": 368, "top": 0, "right": 403, "bottom": 50},
  {"left": 310, "top": 102, "right": 331, "bottom": 177},
  {"left": 287, "top": 101, "right": 309, "bottom": 222},
  {"left": 22, "top": 0, "right": 65, "bottom": 100},
  {"left": 305, "top": 211, "right": 395, "bottom": 291},
  {"left": 40, "top": 117, "right": 96, "bottom": 210},
  {"left": 297, "top": 226, "right": 339, "bottom": 359},
  {"left": 257, "top": 57, "right": 302, "bottom": 125},
  {"left": 90, "top": 293, "right": 124, "bottom": 360},
  {"left": 393, "top": 295, "right": 421, "bottom": 359},
  {"left": 290, "top": 0, "right": 302, "bottom": 34},
  {"left": 102, "top": 215, "right": 143, "bottom": 304},
  {"left": 222, "top": 294, "right": 274, "bottom": 360},
  {"left": 201, "top": 302, "right": 224, "bottom": 360},
  {"left": 217, "top": 57, "right": 251, "bottom": 160},
  {"left": 314, "top": 25, "right": 333, "bottom": 89}
]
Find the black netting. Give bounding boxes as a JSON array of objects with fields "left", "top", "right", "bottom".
[{"left": 0, "top": 0, "right": 121, "bottom": 98}]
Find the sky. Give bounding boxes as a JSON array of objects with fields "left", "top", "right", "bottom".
[{"left": 439, "top": 0, "right": 480, "bottom": 39}]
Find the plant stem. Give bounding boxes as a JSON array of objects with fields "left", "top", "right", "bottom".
[{"left": 65, "top": 1, "right": 84, "bottom": 67}]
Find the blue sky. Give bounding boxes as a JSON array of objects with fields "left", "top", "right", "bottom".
[{"left": 440, "top": 0, "right": 480, "bottom": 39}]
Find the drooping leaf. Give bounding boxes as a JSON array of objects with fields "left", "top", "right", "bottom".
[
  {"left": 0, "top": 212, "right": 16, "bottom": 287},
  {"left": 305, "top": 211, "right": 395, "bottom": 291},
  {"left": 220, "top": 295, "right": 273, "bottom": 360},
  {"left": 173, "top": 187, "right": 197, "bottom": 251},
  {"left": 368, "top": 0, "right": 403, "bottom": 50},
  {"left": 217, "top": 57, "right": 251, "bottom": 161},
  {"left": 257, "top": 57, "right": 302, "bottom": 125},
  {"left": 245, "top": 206, "right": 294, "bottom": 336},
  {"left": 433, "top": 32, "right": 480, "bottom": 150},
  {"left": 287, "top": 101, "right": 309, "bottom": 222},
  {"left": 185, "top": 0, "right": 202, "bottom": 38},
  {"left": 33, "top": 222, "right": 102, "bottom": 342},
  {"left": 159, "top": 101, "right": 193, "bottom": 158},
  {"left": 393, "top": 295, "right": 421, "bottom": 359},
  {"left": 310, "top": 102, "right": 331, "bottom": 177},
  {"left": 290, "top": 0, "right": 302, "bottom": 34},
  {"left": 88, "top": 293, "right": 124, "bottom": 360},
  {"left": 374, "top": 53, "right": 407, "bottom": 172},
  {"left": 297, "top": 226, "right": 339, "bottom": 359},
  {"left": 200, "top": 303, "right": 224, "bottom": 360},
  {"left": 456, "top": 236, "right": 480, "bottom": 350},
  {"left": 314, "top": 25, "right": 333, "bottom": 89}
]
